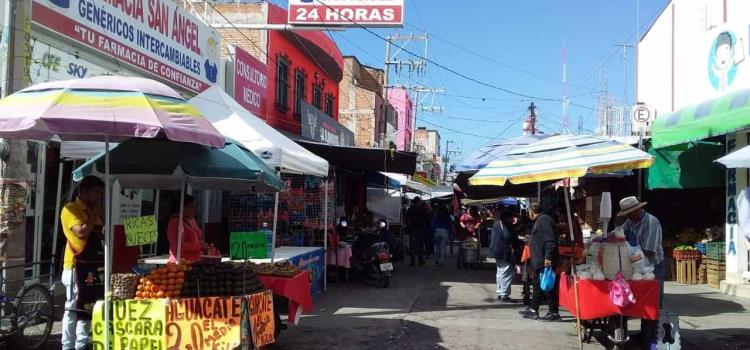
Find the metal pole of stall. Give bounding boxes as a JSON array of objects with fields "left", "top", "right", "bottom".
[
  {"left": 104, "top": 138, "right": 112, "bottom": 350},
  {"left": 176, "top": 179, "right": 186, "bottom": 262},
  {"left": 563, "top": 179, "right": 584, "bottom": 350},
  {"left": 324, "top": 178, "right": 329, "bottom": 292},
  {"left": 50, "top": 160, "right": 64, "bottom": 280},
  {"left": 152, "top": 190, "right": 160, "bottom": 257},
  {"left": 271, "top": 171, "right": 281, "bottom": 262}
]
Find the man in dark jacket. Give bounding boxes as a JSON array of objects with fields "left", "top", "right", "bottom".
[
  {"left": 406, "top": 197, "right": 430, "bottom": 266},
  {"left": 489, "top": 209, "right": 522, "bottom": 302},
  {"left": 519, "top": 202, "right": 561, "bottom": 321}
]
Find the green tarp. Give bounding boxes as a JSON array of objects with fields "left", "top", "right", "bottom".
[
  {"left": 647, "top": 142, "right": 725, "bottom": 189},
  {"left": 652, "top": 88, "right": 750, "bottom": 149}
]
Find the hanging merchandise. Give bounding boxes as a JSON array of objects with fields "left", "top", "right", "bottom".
[{"left": 230, "top": 174, "right": 334, "bottom": 248}]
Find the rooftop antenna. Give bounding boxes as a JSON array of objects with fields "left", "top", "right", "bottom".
[{"left": 562, "top": 40, "right": 569, "bottom": 133}]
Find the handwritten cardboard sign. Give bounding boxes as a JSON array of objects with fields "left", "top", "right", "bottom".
[
  {"left": 166, "top": 297, "right": 242, "bottom": 350},
  {"left": 248, "top": 290, "right": 275, "bottom": 347},
  {"left": 124, "top": 215, "right": 157, "bottom": 247},
  {"left": 92, "top": 299, "right": 167, "bottom": 350},
  {"left": 229, "top": 231, "right": 267, "bottom": 259}
]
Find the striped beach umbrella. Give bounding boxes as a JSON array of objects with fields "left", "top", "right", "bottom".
[
  {"left": 0, "top": 76, "right": 224, "bottom": 147},
  {"left": 469, "top": 134, "right": 653, "bottom": 186}
]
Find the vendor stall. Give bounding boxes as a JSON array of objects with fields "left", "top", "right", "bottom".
[{"left": 189, "top": 87, "right": 333, "bottom": 295}]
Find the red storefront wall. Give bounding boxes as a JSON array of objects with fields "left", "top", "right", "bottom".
[{"left": 263, "top": 4, "right": 343, "bottom": 135}]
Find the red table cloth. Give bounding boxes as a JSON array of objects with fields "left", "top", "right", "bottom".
[
  {"left": 258, "top": 272, "right": 314, "bottom": 325},
  {"left": 559, "top": 273, "right": 660, "bottom": 321}
]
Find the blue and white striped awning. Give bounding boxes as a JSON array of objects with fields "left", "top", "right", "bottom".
[{"left": 469, "top": 134, "right": 654, "bottom": 186}]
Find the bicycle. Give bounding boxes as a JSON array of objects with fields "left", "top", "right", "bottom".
[{"left": 0, "top": 261, "right": 55, "bottom": 349}]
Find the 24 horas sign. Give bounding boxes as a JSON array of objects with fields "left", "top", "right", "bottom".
[
  {"left": 288, "top": 0, "right": 404, "bottom": 27},
  {"left": 31, "top": 0, "right": 221, "bottom": 92}
]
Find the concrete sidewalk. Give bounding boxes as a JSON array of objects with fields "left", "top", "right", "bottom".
[{"left": 42, "top": 256, "right": 750, "bottom": 349}]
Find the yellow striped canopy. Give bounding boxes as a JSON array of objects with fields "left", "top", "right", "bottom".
[{"left": 469, "top": 134, "right": 654, "bottom": 186}]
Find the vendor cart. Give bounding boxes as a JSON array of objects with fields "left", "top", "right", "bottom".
[
  {"left": 559, "top": 273, "right": 661, "bottom": 349},
  {"left": 456, "top": 237, "right": 481, "bottom": 269}
]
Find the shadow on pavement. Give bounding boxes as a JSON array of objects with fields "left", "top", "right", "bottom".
[
  {"left": 679, "top": 328, "right": 750, "bottom": 350},
  {"left": 664, "top": 293, "right": 747, "bottom": 317}
]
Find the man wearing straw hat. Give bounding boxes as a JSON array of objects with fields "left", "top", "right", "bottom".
[{"left": 619, "top": 196, "right": 665, "bottom": 348}]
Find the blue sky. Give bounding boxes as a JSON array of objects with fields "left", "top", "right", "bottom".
[{"left": 327, "top": 0, "right": 670, "bottom": 158}]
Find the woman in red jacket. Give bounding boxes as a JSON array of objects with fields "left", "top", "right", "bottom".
[{"left": 168, "top": 195, "right": 207, "bottom": 263}]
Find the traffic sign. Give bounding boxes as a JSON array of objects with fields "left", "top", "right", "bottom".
[{"left": 631, "top": 105, "right": 655, "bottom": 132}]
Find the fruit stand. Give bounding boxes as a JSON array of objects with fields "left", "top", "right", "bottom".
[{"left": 91, "top": 259, "right": 313, "bottom": 349}]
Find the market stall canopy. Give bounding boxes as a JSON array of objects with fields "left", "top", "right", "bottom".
[
  {"left": 652, "top": 88, "right": 750, "bottom": 149},
  {"left": 382, "top": 172, "right": 431, "bottom": 194},
  {"left": 367, "top": 172, "right": 401, "bottom": 189},
  {"left": 716, "top": 144, "right": 750, "bottom": 168},
  {"left": 648, "top": 140, "right": 724, "bottom": 189},
  {"left": 0, "top": 76, "right": 224, "bottom": 147},
  {"left": 455, "top": 134, "right": 549, "bottom": 172},
  {"left": 189, "top": 86, "right": 329, "bottom": 177},
  {"left": 60, "top": 141, "right": 117, "bottom": 160},
  {"left": 469, "top": 134, "right": 654, "bottom": 186},
  {"left": 73, "top": 139, "right": 283, "bottom": 191},
  {"left": 296, "top": 140, "right": 417, "bottom": 175}
]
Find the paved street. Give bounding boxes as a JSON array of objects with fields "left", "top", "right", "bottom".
[
  {"left": 270, "top": 256, "right": 750, "bottom": 350},
  {"left": 42, "top": 254, "right": 750, "bottom": 350}
]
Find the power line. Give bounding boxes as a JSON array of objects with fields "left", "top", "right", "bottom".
[{"left": 312, "top": 0, "right": 590, "bottom": 107}]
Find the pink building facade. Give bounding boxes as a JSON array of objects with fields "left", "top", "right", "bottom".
[{"left": 388, "top": 88, "right": 414, "bottom": 151}]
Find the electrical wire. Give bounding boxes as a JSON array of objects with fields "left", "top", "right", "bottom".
[{"left": 311, "top": 0, "right": 590, "bottom": 107}]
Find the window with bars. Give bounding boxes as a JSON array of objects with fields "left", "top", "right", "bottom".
[
  {"left": 275, "top": 55, "right": 290, "bottom": 112},
  {"left": 294, "top": 69, "right": 306, "bottom": 119},
  {"left": 312, "top": 82, "right": 323, "bottom": 109},
  {"left": 324, "top": 93, "right": 334, "bottom": 117}
]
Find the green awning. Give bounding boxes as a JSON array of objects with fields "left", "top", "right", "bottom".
[
  {"left": 652, "top": 88, "right": 750, "bottom": 148},
  {"left": 646, "top": 141, "right": 725, "bottom": 189}
]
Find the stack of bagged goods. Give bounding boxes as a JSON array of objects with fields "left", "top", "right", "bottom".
[
  {"left": 135, "top": 261, "right": 188, "bottom": 299},
  {"left": 590, "top": 228, "right": 633, "bottom": 280},
  {"left": 181, "top": 261, "right": 265, "bottom": 298},
  {"left": 628, "top": 246, "right": 655, "bottom": 281},
  {"left": 575, "top": 263, "right": 605, "bottom": 280},
  {"left": 111, "top": 273, "right": 140, "bottom": 300}
]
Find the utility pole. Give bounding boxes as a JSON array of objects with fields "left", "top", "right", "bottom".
[
  {"left": 383, "top": 33, "right": 443, "bottom": 152},
  {"left": 443, "top": 140, "right": 455, "bottom": 182},
  {"left": 562, "top": 41, "right": 569, "bottom": 133},
  {"left": 0, "top": 0, "right": 32, "bottom": 293}
]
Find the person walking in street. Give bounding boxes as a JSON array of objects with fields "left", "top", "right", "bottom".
[
  {"left": 460, "top": 207, "right": 481, "bottom": 238},
  {"left": 519, "top": 202, "right": 561, "bottom": 321},
  {"left": 490, "top": 209, "right": 522, "bottom": 303},
  {"left": 406, "top": 197, "right": 430, "bottom": 266},
  {"left": 619, "top": 196, "right": 665, "bottom": 348},
  {"left": 432, "top": 205, "right": 452, "bottom": 266},
  {"left": 60, "top": 175, "right": 105, "bottom": 350},
  {"left": 423, "top": 201, "right": 436, "bottom": 258}
]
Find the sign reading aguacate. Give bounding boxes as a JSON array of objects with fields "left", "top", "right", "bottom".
[
  {"left": 288, "top": 0, "right": 404, "bottom": 27},
  {"left": 32, "top": 0, "right": 221, "bottom": 93}
]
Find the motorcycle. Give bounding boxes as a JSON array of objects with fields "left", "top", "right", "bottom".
[{"left": 350, "top": 221, "right": 393, "bottom": 288}]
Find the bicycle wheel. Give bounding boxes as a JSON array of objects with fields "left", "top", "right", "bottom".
[{"left": 12, "top": 284, "right": 54, "bottom": 349}]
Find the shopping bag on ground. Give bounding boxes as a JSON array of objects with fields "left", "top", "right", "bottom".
[
  {"left": 539, "top": 266, "right": 556, "bottom": 292},
  {"left": 609, "top": 272, "right": 636, "bottom": 308}
]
